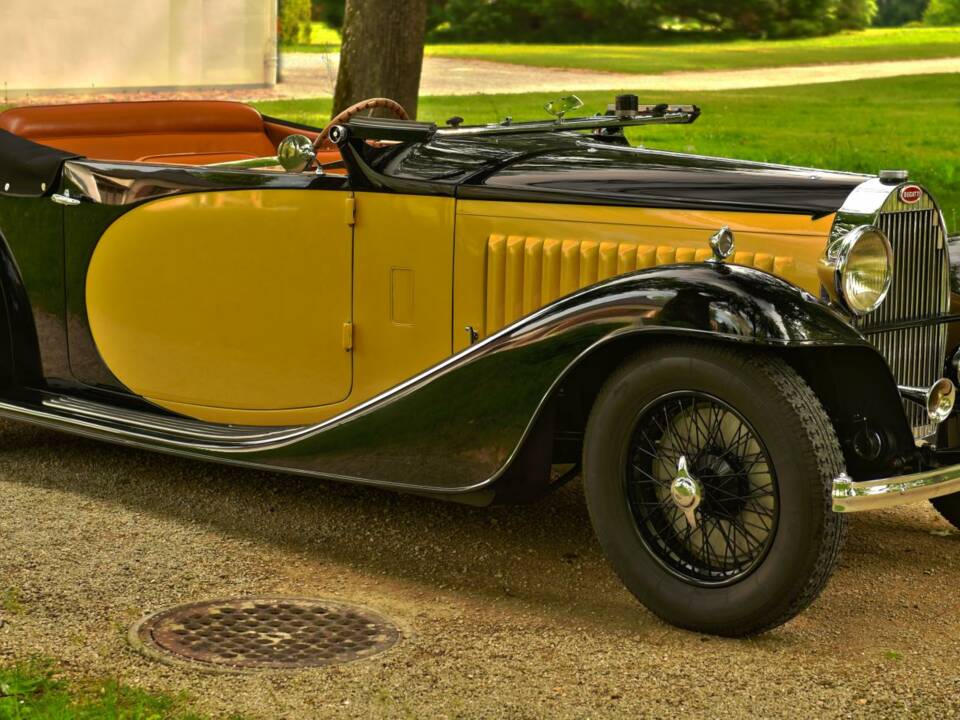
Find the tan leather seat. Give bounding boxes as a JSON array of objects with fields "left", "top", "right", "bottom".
[{"left": 0, "top": 101, "right": 279, "bottom": 164}]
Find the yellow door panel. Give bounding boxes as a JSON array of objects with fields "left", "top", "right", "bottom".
[
  {"left": 350, "top": 192, "right": 455, "bottom": 401},
  {"left": 86, "top": 189, "right": 353, "bottom": 419},
  {"left": 454, "top": 200, "right": 833, "bottom": 350}
]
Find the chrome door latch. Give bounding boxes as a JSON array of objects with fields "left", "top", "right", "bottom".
[{"left": 51, "top": 189, "right": 82, "bottom": 206}]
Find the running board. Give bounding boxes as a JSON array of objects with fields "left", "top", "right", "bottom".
[
  {"left": 44, "top": 396, "right": 298, "bottom": 443},
  {"left": 0, "top": 395, "right": 308, "bottom": 451}
]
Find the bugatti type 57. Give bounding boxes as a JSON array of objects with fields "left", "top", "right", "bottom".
[{"left": 0, "top": 94, "right": 958, "bottom": 635}]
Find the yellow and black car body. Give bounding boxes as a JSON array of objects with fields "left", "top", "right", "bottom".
[{"left": 1, "top": 97, "right": 958, "bottom": 636}]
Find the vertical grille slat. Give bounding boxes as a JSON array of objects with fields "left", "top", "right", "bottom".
[{"left": 856, "top": 195, "right": 949, "bottom": 440}]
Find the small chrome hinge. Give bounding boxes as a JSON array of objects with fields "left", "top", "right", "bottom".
[{"left": 344, "top": 196, "right": 356, "bottom": 226}]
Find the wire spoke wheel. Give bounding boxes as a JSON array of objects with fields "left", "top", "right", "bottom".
[{"left": 626, "top": 391, "right": 779, "bottom": 587}]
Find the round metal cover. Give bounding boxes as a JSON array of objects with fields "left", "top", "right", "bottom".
[{"left": 131, "top": 596, "right": 399, "bottom": 671}]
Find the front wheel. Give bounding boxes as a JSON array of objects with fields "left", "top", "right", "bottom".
[{"left": 583, "top": 342, "right": 847, "bottom": 637}]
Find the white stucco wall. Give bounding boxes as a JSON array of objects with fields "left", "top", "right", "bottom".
[{"left": 0, "top": 0, "right": 277, "bottom": 95}]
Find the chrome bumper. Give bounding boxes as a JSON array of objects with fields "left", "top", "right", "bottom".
[{"left": 832, "top": 465, "right": 960, "bottom": 512}]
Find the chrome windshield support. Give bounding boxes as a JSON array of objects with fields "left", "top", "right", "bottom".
[{"left": 434, "top": 105, "right": 700, "bottom": 138}]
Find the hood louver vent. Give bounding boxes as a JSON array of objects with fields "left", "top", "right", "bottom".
[{"left": 483, "top": 234, "right": 794, "bottom": 336}]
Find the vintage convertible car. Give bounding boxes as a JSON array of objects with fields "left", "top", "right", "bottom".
[{"left": 1, "top": 95, "right": 958, "bottom": 636}]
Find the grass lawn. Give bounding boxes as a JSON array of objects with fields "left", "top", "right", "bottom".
[
  {"left": 286, "top": 24, "right": 960, "bottom": 76},
  {"left": 253, "top": 73, "right": 960, "bottom": 230},
  {"left": 427, "top": 27, "right": 960, "bottom": 74},
  {"left": 0, "top": 659, "right": 244, "bottom": 719}
]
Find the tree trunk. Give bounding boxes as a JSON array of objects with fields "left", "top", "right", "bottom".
[{"left": 332, "top": 0, "right": 428, "bottom": 119}]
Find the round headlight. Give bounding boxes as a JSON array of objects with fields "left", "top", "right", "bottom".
[{"left": 836, "top": 226, "right": 893, "bottom": 316}]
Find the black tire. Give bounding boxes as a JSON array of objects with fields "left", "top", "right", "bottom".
[
  {"left": 931, "top": 494, "right": 960, "bottom": 531},
  {"left": 583, "top": 341, "right": 847, "bottom": 637}
]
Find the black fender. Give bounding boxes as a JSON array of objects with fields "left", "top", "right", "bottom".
[
  {"left": 0, "top": 261, "right": 908, "bottom": 501},
  {"left": 244, "top": 263, "right": 906, "bottom": 495}
]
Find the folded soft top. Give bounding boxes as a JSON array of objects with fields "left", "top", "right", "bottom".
[{"left": 0, "top": 129, "right": 78, "bottom": 198}]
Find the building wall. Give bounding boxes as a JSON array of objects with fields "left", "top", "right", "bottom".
[{"left": 1, "top": 0, "right": 277, "bottom": 95}]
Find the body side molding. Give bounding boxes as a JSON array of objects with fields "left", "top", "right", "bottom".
[{"left": 0, "top": 264, "right": 890, "bottom": 495}]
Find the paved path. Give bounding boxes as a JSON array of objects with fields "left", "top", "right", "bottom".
[
  {"left": 280, "top": 53, "right": 960, "bottom": 96},
  {"left": 10, "top": 55, "right": 960, "bottom": 106}
]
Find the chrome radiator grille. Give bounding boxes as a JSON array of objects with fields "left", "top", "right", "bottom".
[{"left": 855, "top": 196, "right": 949, "bottom": 439}]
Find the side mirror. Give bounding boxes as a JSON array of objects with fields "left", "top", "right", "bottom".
[{"left": 277, "top": 134, "right": 316, "bottom": 172}]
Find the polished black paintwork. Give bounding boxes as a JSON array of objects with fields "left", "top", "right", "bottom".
[
  {"left": 251, "top": 264, "right": 897, "bottom": 492},
  {"left": 63, "top": 158, "right": 346, "bottom": 206},
  {"left": 0, "top": 196, "right": 67, "bottom": 386},
  {"left": 373, "top": 131, "right": 868, "bottom": 215},
  {"left": 0, "top": 109, "right": 930, "bottom": 499},
  {"left": 0, "top": 262, "right": 907, "bottom": 499}
]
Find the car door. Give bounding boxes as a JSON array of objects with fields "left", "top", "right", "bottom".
[{"left": 64, "top": 174, "right": 353, "bottom": 426}]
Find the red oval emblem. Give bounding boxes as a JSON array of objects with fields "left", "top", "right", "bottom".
[{"left": 899, "top": 184, "right": 923, "bottom": 204}]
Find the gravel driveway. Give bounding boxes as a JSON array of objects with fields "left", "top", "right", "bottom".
[
  {"left": 9, "top": 56, "right": 960, "bottom": 106},
  {"left": 278, "top": 53, "right": 960, "bottom": 96},
  {"left": 1, "top": 419, "right": 959, "bottom": 719}
]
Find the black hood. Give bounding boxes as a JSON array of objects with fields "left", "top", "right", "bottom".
[{"left": 378, "top": 132, "right": 867, "bottom": 217}]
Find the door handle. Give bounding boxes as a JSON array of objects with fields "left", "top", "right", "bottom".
[{"left": 51, "top": 190, "right": 82, "bottom": 206}]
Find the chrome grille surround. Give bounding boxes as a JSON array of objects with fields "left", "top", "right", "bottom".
[{"left": 826, "top": 180, "right": 950, "bottom": 440}]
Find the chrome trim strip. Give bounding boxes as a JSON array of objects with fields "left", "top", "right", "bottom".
[
  {"left": 0, "top": 264, "right": 874, "bottom": 495},
  {"left": 833, "top": 465, "right": 960, "bottom": 512},
  {"left": 43, "top": 265, "right": 842, "bottom": 456},
  {"left": 25, "top": 298, "right": 573, "bottom": 458},
  {"left": 61, "top": 159, "right": 323, "bottom": 207},
  {"left": 43, "top": 297, "right": 555, "bottom": 453},
  {"left": 0, "top": 396, "right": 474, "bottom": 495},
  {"left": 43, "top": 396, "right": 297, "bottom": 443}
]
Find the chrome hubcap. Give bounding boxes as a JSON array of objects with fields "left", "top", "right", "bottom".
[{"left": 670, "top": 455, "right": 702, "bottom": 529}]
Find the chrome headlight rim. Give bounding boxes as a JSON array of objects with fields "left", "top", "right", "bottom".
[{"left": 834, "top": 224, "right": 894, "bottom": 317}]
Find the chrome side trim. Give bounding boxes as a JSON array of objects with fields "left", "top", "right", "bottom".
[
  {"left": 833, "top": 465, "right": 960, "bottom": 512},
  {"left": 61, "top": 159, "right": 323, "bottom": 207},
  {"left": 0, "top": 264, "right": 874, "bottom": 495},
  {"left": 43, "top": 396, "right": 297, "bottom": 444},
  {"left": 0, "top": 396, "right": 462, "bottom": 495}
]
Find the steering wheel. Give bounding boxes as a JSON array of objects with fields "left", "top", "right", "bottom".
[{"left": 314, "top": 98, "right": 410, "bottom": 152}]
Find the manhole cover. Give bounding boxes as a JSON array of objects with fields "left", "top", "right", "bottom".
[{"left": 131, "top": 597, "right": 399, "bottom": 671}]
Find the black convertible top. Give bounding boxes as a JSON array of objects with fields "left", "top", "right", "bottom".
[{"left": 0, "top": 130, "right": 78, "bottom": 198}]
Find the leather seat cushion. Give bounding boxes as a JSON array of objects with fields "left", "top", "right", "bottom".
[
  {"left": 0, "top": 101, "right": 278, "bottom": 162},
  {"left": 136, "top": 151, "right": 261, "bottom": 165}
]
